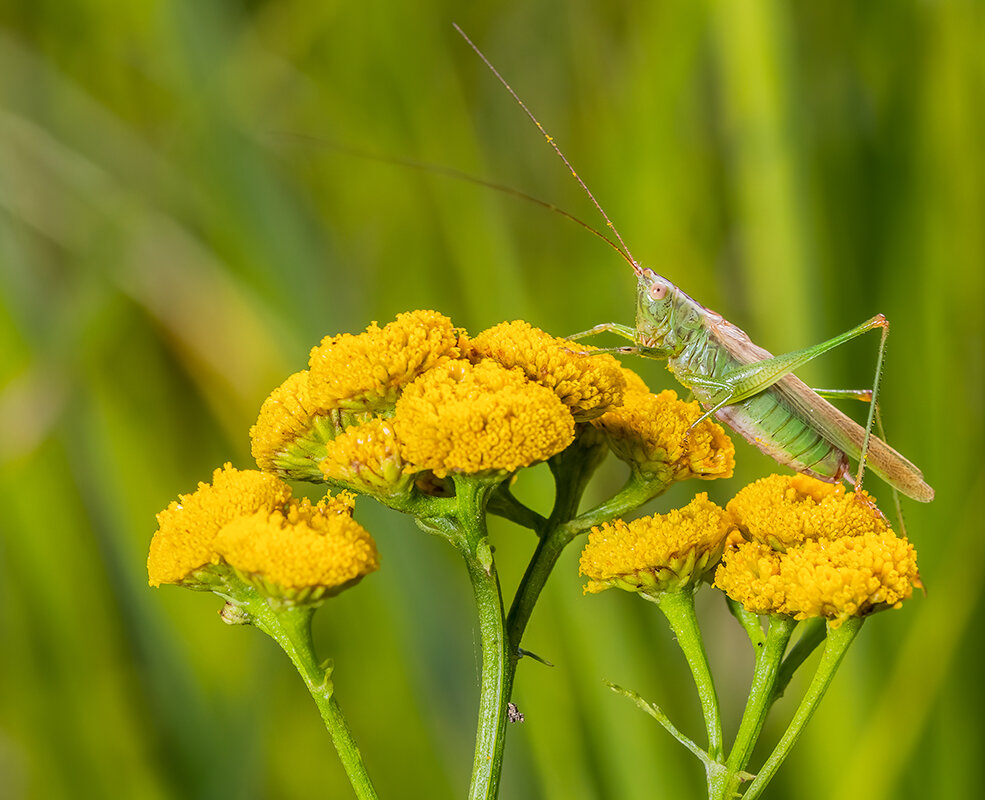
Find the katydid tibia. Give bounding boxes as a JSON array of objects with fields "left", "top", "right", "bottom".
[{"left": 453, "top": 24, "right": 934, "bottom": 503}]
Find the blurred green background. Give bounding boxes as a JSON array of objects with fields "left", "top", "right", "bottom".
[{"left": 1, "top": 1, "right": 981, "bottom": 798}]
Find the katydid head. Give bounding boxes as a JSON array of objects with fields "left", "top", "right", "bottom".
[{"left": 634, "top": 268, "right": 682, "bottom": 352}]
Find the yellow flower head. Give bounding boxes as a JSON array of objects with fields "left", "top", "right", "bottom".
[
  {"left": 308, "top": 310, "right": 459, "bottom": 414},
  {"left": 393, "top": 359, "right": 576, "bottom": 479},
  {"left": 714, "top": 532, "right": 919, "bottom": 628},
  {"left": 320, "top": 416, "right": 416, "bottom": 497},
  {"left": 463, "top": 320, "right": 626, "bottom": 420},
  {"left": 214, "top": 495, "right": 380, "bottom": 604},
  {"left": 249, "top": 370, "right": 365, "bottom": 480},
  {"left": 148, "top": 464, "right": 292, "bottom": 587},
  {"left": 727, "top": 473, "right": 889, "bottom": 551},
  {"left": 580, "top": 494, "right": 736, "bottom": 595},
  {"left": 593, "top": 386, "right": 735, "bottom": 485}
]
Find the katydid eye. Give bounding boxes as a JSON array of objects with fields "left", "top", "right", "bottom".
[{"left": 649, "top": 282, "right": 668, "bottom": 300}]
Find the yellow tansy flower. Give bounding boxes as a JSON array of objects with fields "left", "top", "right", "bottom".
[
  {"left": 616, "top": 365, "right": 653, "bottom": 395},
  {"left": 580, "top": 494, "right": 736, "bottom": 595},
  {"left": 251, "top": 371, "right": 316, "bottom": 472},
  {"left": 214, "top": 496, "right": 380, "bottom": 604},
  {"left": 715, "top": 532, "right": 919, "bottom": 628},
  {"left": 715, "top": 473, "right": 920, "bottom": 626},
  {"left": 593, "top": 387, "right": 735, "bottom": 484},
  {"left": 727, "top": 473, "right": 889, "bottom": 551},
  {"left": 393, "top": 359, "right": 576, "bottom": 479},
  {"left": 250, "top": 370, "right": 368, "bottom": 479},
  {"left": 148, "top": 464, "right": 292, "bottom": 587},
  {"left": 307, "top": 310, "right": 459, "bottom": 413},
  {"left": 320, "top": 416, "right": 415, "bottom": 496},
  {"left": 464, "top": 320, "right": 626, "bottom": 420}
]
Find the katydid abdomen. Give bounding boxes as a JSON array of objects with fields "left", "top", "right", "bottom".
[{"left": 707, "top": 379, "right": 850, "bottom": 484}]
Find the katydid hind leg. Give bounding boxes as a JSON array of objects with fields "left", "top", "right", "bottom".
[
  {"left": 715, "top": 315, "right": 889, "bottom": 487},
  {"left": 717, "top": 315, "right": 889, "bottom": 405},
  {"left": 853, "top": 315, "right": 890, "bottom": 496},
  {"left": 812, "top": 386, "right": 904, "bottom": 519},
  {"left": 811, "top": 388, "right": 873, "bottom": 402},
  {"left": 706, "top": 314, "right": 930, "bottom": 501}
]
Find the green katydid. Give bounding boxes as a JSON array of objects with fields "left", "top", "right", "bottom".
[{"left": 454, "top": 24, "right": 933, "bottom": 503}]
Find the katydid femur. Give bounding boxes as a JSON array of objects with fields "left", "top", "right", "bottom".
[{"left": 454, "top": 23, "right": 933, "bottom": 503}]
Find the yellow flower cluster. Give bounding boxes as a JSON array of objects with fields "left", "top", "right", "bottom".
[
  {"left": 148, "top": 464, "right": 378, "bottom": 602},
  {"left": 579, "top": 494, "right": 736, "bottom": 595},
  {"left": 715, "top": 474, "right": 919, "bottom": 627},
  {"left": 393, "top": 359, "right": 575, "bottom": 478},
  {"left": 250, "top": 311, "right": 641, "bottom": 492},
  {"left": 593, "top": 377, "right": 735, "bottom": 484},
  {"left": 215, "top": 497, "right": 379, "bottom": 603},
  {"left": 246, "top": 311, "right": 740, "bottom": 499},
  {"left": 148, "top": 464, "right": 292, "bottom": 587},
  {"left": 250, "top": 312, "right": 459, "bottom": 480}
]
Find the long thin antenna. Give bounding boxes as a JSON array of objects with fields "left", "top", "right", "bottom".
[
  {"left": 453, "top": 23, "right": 643, "bottom": 276},
  {"left": 267, "top": 132, "right": 628, "bottom": 257}
]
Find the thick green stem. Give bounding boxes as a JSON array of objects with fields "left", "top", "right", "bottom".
[
  {"left": 712, "top": 615, "right": 797, "bottom": 800},
  {"left": 439, "top": 477, "right": 511, "bottom": 800},
  {"left": 741, "top": 617, "right": 863, "bottom": 800},
  {"left": 461, "top": 543, "right": 510, "bottom": 800},
  {"left": 654, "top": 590, "right": 724, "bottom": 760},
  {"left": 245, "top": 599, "right": 378, "bottom": 800}
]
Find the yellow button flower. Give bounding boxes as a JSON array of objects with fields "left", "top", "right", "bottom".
[
  {"left": 393, "top": 359, "right": 576, "bottom": 479},
  {"left": 463, "top": 320, "right": 626, "bottom": 420},
  {"left": 320, "top": 416, "right": 415, "bottom": 496},
  {"left": 148, "top": 464, "right": 292, "bottom": 587},
  {"left": 249, "top": 370, "right": 363, "bottom": 478},
  {"left": 593, "top": 383, "right": 735, "bottom": 484},
  {"left": 715, "top": 473, "right": 920, "bottom": 627},
  {"left": 579, "top": 494, "right": 736, "bottom": 595},
  {"left": 214, "top": 496, "right": 380, "bottom": 604},
  {"left": 727, "top": 473, "right": 889, "bottom": 551},
  {"left": 307, "top": 310, "right": 459, "bottom": 413},
  {"left": 715, "top": 533, "right": 919, "bottom": 628}
]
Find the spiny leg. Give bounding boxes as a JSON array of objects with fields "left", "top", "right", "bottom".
[
  {"left": 691, "top": 314, "right": 896, "bottom": 494},
  {"left": 565, "top": 322, "right": 641, "bottom": 357},
  {"left": 567, "top": 322, "right": 637, "bottom": 342},
  {"left": 814, "top": 383, "right": 906, "bottom": 535},
  {"left": 714, "top": 315, "right": 890, "bottom": 404},
  {"left": 853, "top": 315, "right": 889, "bottom": 496}
]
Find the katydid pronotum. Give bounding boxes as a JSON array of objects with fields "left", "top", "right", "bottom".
[{"left": 454, "top": 24, "right": 933, "bottom": 503}]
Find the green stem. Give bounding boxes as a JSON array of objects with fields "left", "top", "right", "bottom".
[
  {"left": 245, "top": 599, "right": 378, "bottom": 800},
  {"left": 654, "top": 590, "right": 724, "bottom": 760},
  {"left": 505, "top": 526, "right": 571, "bottom": 663},
  {"left": 740, "top": 617, "right": 863, "bottom": 800},
  {"left": 439, "top": 477, "right": 511, "bottom": 800},
  {"left": 506, "top": 472, "right": 665, "bottom": 652},
  {"left": 774, "top": 617, "right": 827, "bottom": 701},
  {"left": 712, "top": 615, "right": 797, "bottom": 800},
  {"left": 726, "top": 596, "right": 766, "bottom": 649}
]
